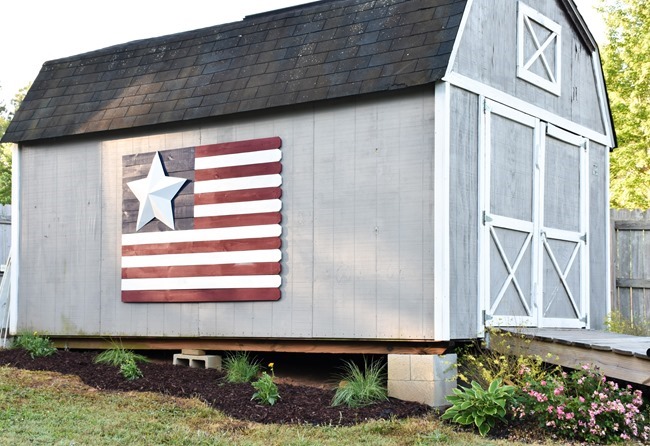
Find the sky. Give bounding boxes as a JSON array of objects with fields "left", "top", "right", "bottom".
[{"left": 0, "top": 0, "right": 604, "bottom": 109}]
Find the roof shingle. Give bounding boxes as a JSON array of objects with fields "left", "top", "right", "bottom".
[{"left": 2, "top": 0, "right": 467, "bottom": 143}]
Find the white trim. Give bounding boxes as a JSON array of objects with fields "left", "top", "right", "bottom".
[
  {"left": 122, "top": 275, "right": 281, "bottom": 291},
  {"left": 9, "top": 144, "right": 19, "bottom": 334},
  {"left": 122, "top": 224, "right": 282, "bottom": 245},
  {"left": 194, "top": 199, "right": 282, "bottom": 218},
  {"left": 444, "top": 0, "right": 474, "bottom": 78},
  {"left": 194, "top": 174, "right": 282, "bottom": 194},
  {"left": 195, "top": 149, "right": 282, "bottom": 170},
  {"left": 605, "top": 144, "right": 612, "bottom": 321},
  {"left": 517, "top": 2, "right": 562, "bottom": 96},
  {"left": 443, "top": 72, "right": 612, "bottom": 146},
  {"left": 122, "top": 249, "right": 282, "bottom": 268},
  {"left": 477, "top": 95, "right": 487, "bottom": 336},
  {"left": 433, "top": 81, "right": 451, "bottom": 341},
  {"left": 592, "top": 53, "right": 616, "bottom": 146}
]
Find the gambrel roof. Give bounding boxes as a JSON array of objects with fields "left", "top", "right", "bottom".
[{"left": 3, "top": 0, "right": 468, "bottom": 143}]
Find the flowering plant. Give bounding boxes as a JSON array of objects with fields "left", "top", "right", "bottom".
[
  {"left": 13, "top": 331, "right": 57, "bottom": 358},
  {"left": 515, "top": 363, "right": 649, "bottom": 443},
  {"left": 251, "top": 362, "right": 280, "bottom": 406}
]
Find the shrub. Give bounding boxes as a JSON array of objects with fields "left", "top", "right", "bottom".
[
  {"left": 94, "top": 340, "right": 148, "bottom": 380},
  {"left": 441, "top": 378, "right": 515, "bottom": 436},
  {"left": 515, "top": 363, "right": 650, "bottom": 443},
  {"left": 457, "top": 330, "right": 559, "bottom": 389},
  {"left": 12, "top": 332, "right": 57, "bottom": 358},
  {"left": 331, "top": 358, "right": 388, "bottom": 408},
  {"left": 251, "top": 363, "right": 280, "bottom": 406},
  {"left": 223, "top": 351, "right": 261, "bottom": 383},
  {"left": 604, "top": 310, "right": 650, "bottom": 336}
]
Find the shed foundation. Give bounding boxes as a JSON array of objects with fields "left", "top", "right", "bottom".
[{"left": 387, "top": 353, "right": 456, "bottom": 407}]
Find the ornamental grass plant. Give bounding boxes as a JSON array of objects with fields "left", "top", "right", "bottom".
[
  {"left": 223, "top": 351, "right": 262, "bottom": 383},
  {"left": 93, "top": 340, "right": 148, "bottom": 381},
  {"left": 331, "top": 358, "right": 388, "bottom": 408}
]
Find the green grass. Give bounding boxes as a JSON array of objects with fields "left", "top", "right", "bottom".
[{"left": 0, "top": 366, "right": 565, "bottom": 446}]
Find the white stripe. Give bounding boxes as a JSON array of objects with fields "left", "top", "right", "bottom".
[
  {"left": 194, "top": 199, "right": 282, "bottom": 218},
  {"left": 122, "top": 275, "right": 281, "bottom": 291},
  {"left": 194, "top": 174, "right": 282, "bottom": 194},
  {"left": 195, "top": 149, "right": 282, "bottom": 170},
  {"left": 122, "top": 249, "right": 282, "bottom": 268},
  {"left": 122, "top": 225, "right": 281, "bottom": 246}
]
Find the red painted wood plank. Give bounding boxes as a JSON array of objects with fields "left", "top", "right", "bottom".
[
  {"left": 122, "top": 288, "right": 281, "bottom": 302},
  {"left": 195, "top": 187, "right": 282, "bottom": 205},
  {"left": 122, "top": 262, "right": 281, "bottom": 279},
  {"left": 196, "top": 137, "right": 282, "bottom": 157},
  {"left": 194, "top": 212, "right": 282, "bottom": 229},
  {"left": 195, "top": 162, "right": 281, "bottom": 181},
  {"left": 122, "top": 237, "right": 281, "bottom": 256}
]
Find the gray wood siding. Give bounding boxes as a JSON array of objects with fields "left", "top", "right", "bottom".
[
  {"left": 453, "top": 0, "right": 605, "bottom": 134},
  {"left": 449, "top": 87, "right": 480, "bottom": 339},
  {"left": 588, "top": 142, "right": 608, "bottom": 330},
  {"left": 17, "top": 89, "right": 439, "bottom": 340},
  {"left": 19, "top": 142, "right": 103, "bottom": 335}
]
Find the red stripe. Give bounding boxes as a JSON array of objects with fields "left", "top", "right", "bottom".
[
  {"left": 122, "top": 237, "right": 280, "bottom": 256},
  {"left": 196, "top": 137, "right": 282, "bottom": 157},
  {"left": 122, "top": 288, "right": 281, "bottom": 303},
  {"left": 195, "top": 187, "right": 281, "bottom": 205},
  {"left": 122, "top": 262, "right": 281, "bottom": 279},
  {"left": 194, "top": 212, "right": 282, "bottom": 229},
  {"left": 195, "top": 162, "right": 281, "bottom": 181}
]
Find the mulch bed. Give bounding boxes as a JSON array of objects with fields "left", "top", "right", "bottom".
[{"left": 0, "top": 349, "right": 430, "bottom": 426}]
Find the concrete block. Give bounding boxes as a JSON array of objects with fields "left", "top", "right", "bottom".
[
  {"left": 387, "top": 354, "right": 411, "bottom": 380},
  {"left": 173, "top": 354, "right": 222, "bottom": 370},
  {"left": 410, "top": 355, "right": 435, "bottom": 381},
  {"left": 387, "top": 353, "right": 457, "bottom": 407}
]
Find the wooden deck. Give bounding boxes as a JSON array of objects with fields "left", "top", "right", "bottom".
[{"left": 489, "top": 328, "right": 650, "bottom": 386}]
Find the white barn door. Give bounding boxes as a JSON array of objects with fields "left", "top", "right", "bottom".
[{"left": 480, "top": 99, "right": 588, "bottom": 328}]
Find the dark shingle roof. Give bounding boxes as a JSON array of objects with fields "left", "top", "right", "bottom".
[{"left": 2, "top": 0, "right": 467, "bottom": 143}]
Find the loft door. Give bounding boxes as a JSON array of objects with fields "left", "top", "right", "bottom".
[{"left": 481, "top": 99, "right": 588, "bottom": 328}]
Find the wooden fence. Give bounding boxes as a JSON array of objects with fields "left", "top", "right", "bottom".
[{"left": 610, "top": 209, "right": 650, "bottom": 324}]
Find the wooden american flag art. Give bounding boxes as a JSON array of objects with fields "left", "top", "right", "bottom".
[{"left": 121, "top": 137, "right": 283, "bottom": 303}]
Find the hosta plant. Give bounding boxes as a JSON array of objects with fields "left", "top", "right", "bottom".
[{"left": 441, "top": 378, "right": 515, "bottom": 436}]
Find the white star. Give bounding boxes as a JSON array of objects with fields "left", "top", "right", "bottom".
[{"left": 128, "top": 152, "right": 187, "bottom": 231}]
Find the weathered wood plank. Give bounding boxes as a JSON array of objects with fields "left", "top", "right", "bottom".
[
  {"left": 53, "top": 337, "right": 450, "bottom": 355},
  {"left": 616, "top": 278, "right": 650, "bottom": 289}
]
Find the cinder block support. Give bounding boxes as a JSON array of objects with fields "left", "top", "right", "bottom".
[
  {"left": 387, "top": 353, "right": 457, "bottom": 407},
  {"left": 173, "top": 353, "right": 222, "bottom": 370}
]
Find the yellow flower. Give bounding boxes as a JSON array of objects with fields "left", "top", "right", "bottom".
[{"left": 268, "top": 362, "right": 274, "bottom": 369}]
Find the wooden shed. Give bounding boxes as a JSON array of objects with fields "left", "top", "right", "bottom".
[{"left": 1, "top": 0, "right": 614, "bottom": 404}]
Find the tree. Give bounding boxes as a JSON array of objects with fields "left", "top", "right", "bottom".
[
  {"left": 599, "top": 0, "right": 650, "bottom": 209},
  {"left": 0, "top": 84, "right": 29, "bottom": 205}
]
